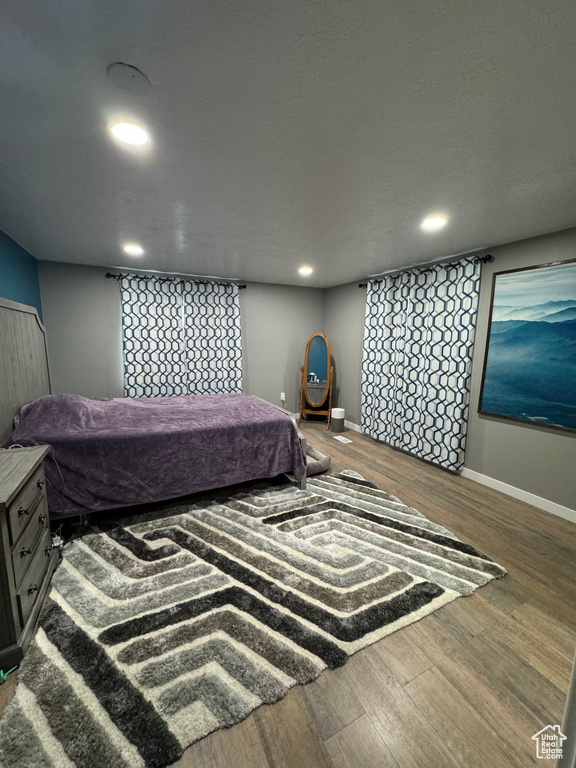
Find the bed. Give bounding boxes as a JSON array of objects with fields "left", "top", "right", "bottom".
[
  {"left": 0, "top": 298, "right": 306, "bottom": 519},
  {"left": 4, "top": 392, "right": 306, "bottom": 518}
]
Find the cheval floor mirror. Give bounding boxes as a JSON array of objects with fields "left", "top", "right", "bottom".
[{"left": 298, "top": 332, "right": 334, "bottom": 429}]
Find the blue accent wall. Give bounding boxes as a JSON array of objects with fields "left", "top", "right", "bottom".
[{"left": 0, "top": 230, "right": 42, "bottom": 319}]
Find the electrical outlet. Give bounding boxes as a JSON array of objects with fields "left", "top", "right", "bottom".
[{"left": 280, "top": 392, "right": 286, "bottom": 402}]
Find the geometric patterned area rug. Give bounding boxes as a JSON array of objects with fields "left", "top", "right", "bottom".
[{"left": 0, "top": 471, "right": 506, "bottom": 768}]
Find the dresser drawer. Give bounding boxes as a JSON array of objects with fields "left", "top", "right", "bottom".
[
  {"left": 17, "top": 528, "right": 54, "bottom": 629},
  {"left": 7, "top": 466, "right": 46, "bottom": 546},
  {"left": 11, "top": 495, "right": 50, "bottom": 590}
]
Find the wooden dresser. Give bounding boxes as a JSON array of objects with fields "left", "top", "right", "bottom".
[{"left": 0, "top": 446, "right": 59, "bottom": 674}]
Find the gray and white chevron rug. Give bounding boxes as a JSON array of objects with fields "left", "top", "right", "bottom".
[{"left": 0, "top": 471, "right": 506, "bottom": 768}]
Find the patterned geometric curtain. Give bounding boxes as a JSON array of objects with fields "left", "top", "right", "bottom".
[
  {"left": 119, "top": 276, "right": 187, "bottom": 398},
  {"left": 361, "top": 257, "right": 480, "bottom": 471},
  {"left": 181, "top": 281, "right": 242, "bottom": 394},
  {"left": 118, "top": 275, "right": 242, "bottom": 398}
]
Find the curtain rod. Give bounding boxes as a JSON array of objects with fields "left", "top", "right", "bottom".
[
  {"left": 105, "top": 271, "right": 247, "bottom": 288},
  {"left": 358, "top": 254, "right": 494, "bottom": 288}
]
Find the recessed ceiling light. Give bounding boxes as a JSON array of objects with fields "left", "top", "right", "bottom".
[
  {"left": 299, "top": 266, "right": 313, "bottom": 276},
  {"left": 110, "top": 122, "right": 149, "bottom": 146},
  {"left": 421, "top": 216, "right": 447, "bottom": 232},
  {"left": 123, "top": 243, "right": 144, "bottom": 256}
]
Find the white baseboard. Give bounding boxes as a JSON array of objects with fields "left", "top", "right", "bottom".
[{"left": 461, "top": 468, "right": 576, "bottom": 525}]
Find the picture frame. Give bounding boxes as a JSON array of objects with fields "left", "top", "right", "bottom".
[{"left": 478, "top": 257, "right": 576, "bottom": 433}]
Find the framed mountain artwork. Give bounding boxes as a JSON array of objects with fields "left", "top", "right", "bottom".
[{"left": 478, "top": 258, "right": 576, "bottom": 432}]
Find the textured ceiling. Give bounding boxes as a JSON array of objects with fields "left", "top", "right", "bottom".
[{"left": 2, "top": 0, "right": 576, "bottom": 287}]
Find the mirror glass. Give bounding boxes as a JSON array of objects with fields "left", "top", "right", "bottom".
[{"left": 306, "top": 334, "right": 328, "bottom": 405}]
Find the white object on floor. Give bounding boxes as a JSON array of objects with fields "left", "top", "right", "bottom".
[
  {"left": 331, "top": 407, "right": 346, "bottom": 433},
  {"left": 333, "top": 435, "right": 353, "bottom": 443}
]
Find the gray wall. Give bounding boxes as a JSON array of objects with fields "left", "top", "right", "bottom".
[
  {"left": 324, "top": 282, "right": 366, "bottom": 423},
  {"left": 323, "top": 230, "right": 576, "bottom": 509},
  {"left": 241, "top": 281, "right": 324, "bottom": 413},
  {"left": 38, "top": 261, "right": 324, "bottom": 413},
  {"left": 39, "top": 262, "right": 124, "bottom": 398}
]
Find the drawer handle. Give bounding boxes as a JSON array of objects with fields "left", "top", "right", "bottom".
[
  {"left": 38, "top": 514, "right": 47, "bottom": 525},
  {"left": 20, "top": 547, "right": 32, "bottom": 558},
  {"left": 37, "top": 479, "right": 45, "bottom": 491},
  {"left": 27, "top": 584, "right": 38, "bottom": 596},
  {"left": 18, "top": 506, "right": 29, "bottom": 517}
]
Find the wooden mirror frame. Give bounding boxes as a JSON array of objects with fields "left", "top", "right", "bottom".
[{"left": 298, "top": 333, "right": 334, "bottom": 429}]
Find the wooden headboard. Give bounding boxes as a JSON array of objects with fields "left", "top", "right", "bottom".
[{"left": 0, "top": 297, "right": 51, "bottom": 444}]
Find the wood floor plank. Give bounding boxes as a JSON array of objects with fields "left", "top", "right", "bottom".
[
  {"left": 297, "top": 666, "right": 365, "bottom": 742},
  {"left": 405, "top": 666, "right": 526, "bottom": 768},
  {"left": 338, "top": 645, "right": 462, "bottom": 768},
  {"left": 449, "top": 595, "right": 576, "bottom": 692},
  {"left": 510, "top": 602, "right": 576, "bottom": 661},
  {"left": 324, "top": 713, "right": 399, "bottom": 768},
  {"left": 507, "top": 570, "right": 576, "bottom": 632},
  {"left": 405, "top": 615, "right": 549, "bottom": 767},
  {"left": 170, "top": 716, "right": 269, "bottom": 768},
  {"left": 253, "top": 688, "right": 335, "bottom": 768},
  {"left": 466, "top": 631, "right": 567, "bottom": 723},
  {"left": 471, "top": 574, "right": 526, "bottom": 614},
  {"left": 431, "top": 593, "right": 499, "bottom": 642},
  {"left": 171, "top": 740, "right": 205, "bottom": 768},
  {"left": 370, "top": 625, "right": 434, "bottom": 687}
]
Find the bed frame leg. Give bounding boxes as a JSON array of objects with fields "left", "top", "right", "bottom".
[{"left": 297, "top": 433, "right": 307, "bottom": 490}]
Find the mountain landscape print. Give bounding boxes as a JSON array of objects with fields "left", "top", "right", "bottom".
[{"left": 479, "top": 259, "right": 576, "bottom": 431}]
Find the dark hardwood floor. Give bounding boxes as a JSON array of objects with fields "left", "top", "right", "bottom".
[{"left": 175, "top": 422, "right": 576, "bottom": 768}]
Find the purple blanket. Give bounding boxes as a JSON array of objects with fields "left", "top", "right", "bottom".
[{"left": 5, "top": 393, "right": 306, "bottom": 517}]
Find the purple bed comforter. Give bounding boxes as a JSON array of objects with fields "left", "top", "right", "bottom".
[{"left": 4, "top": 393, "right": 306, "bottom": 518}]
